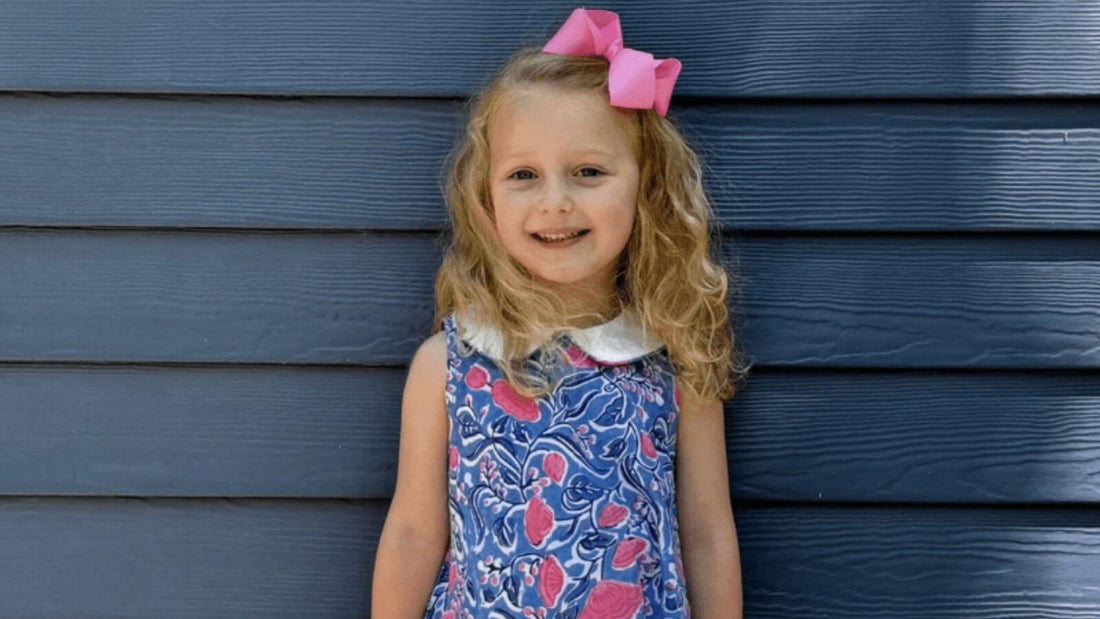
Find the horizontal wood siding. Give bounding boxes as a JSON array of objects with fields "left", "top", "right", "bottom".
[
  {"left": 2, "top": 96, "right": 1099, "bottom": 230},
  {"left": 0, "top": 502, "right": 1094, "bottom": 616},
  {"left": 1, "top": 1, "right": 1098, "bottom": 96}
]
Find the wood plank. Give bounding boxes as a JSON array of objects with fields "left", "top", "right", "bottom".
[
  {"left": 0, "top": 497, "right": 377, "bottom": 616},
  {"left": 1, "top": 231, "right": 1097, "bottom": 367},
  {"left": 0, "top": 1, "right": 1097, "bottom": 97},
  {"left": 0, "top": 364, "right": 402, "bottom": 498},
  {"left": 0, "top": 95, "right": 461, "bottom": 230},
  {"left": 2, "top": 95, "right": 1099, "bottom": 230},
  {"left": 1, "top": 367, "right": 1098, "bottom": 504},
  {"left": 733, "top": 504, "right": 1100, "bottom": 617},
  {"left": 0, "top": 499, "right": 1095, "bottom": 616},
  {"left": 728, "top": 370, "right": 1100, "bottom": 504},
  {"left": 737, "top": 234, "right": 1100, "bottom": 368}
]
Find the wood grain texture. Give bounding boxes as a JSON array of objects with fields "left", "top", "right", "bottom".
[
  {"left": 0, "top": 499, "right": 1095, "bottom": 617},
  {"left": 729, "top": 371, "right": 1100, "bottom": 504},
  {"left": 735, "top": 505, "right": 1100, "bottom": 618},
  {"left": 0, "top": 364, "right": 404, "bottom": 498},
  {"left": 0, "top": 497, "right": 378, "bottom": 616},
  {"left": 737, "top": 235, "right": 1100, "bottom": 367},
  {"left": 1, "top": 231, "right": 1097, "bottom": 367},
  {"left": 0, "top": 1, "right": 1098, "bottom": 96},
  {"left": 1, "top": 366, "right": 1098, "bottom": 506},
  {"left": 1, "top": 1, "right": 1097, "bottom": 615},
  {"left": 2, "top": 94, "right": 1099, "bottom": 230}
]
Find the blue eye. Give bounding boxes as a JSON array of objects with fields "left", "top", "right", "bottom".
[{"left": 507, "top": 167, "right": 605, "bottom": 181}]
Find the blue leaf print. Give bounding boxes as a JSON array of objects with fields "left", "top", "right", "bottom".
[
  {"left": 652, "top": 417, "right": 668, "bottom": 444},
  {"left": 562, "top": 384, "right": 601, "bottom": 422},
  {"left": 563, "top": 576, "right": 590, "bottom": 608},
  {"left": 503, "top": 575, "right": 520, "bottom": 606},
  {"left": 497, "top": 462, "right": 520, "bottom": 487},
  {"left": 491, "top": 512, "right": 515, "bottom": 546},
  {"left": 578, "top": 530, "right": 616, "bottom": 551},
  {"left": 465, "top": 576, "right": 477, "bottom": 605},
  {"left": 602, "top": 436, "right": 626, "bottom": 460},
  {"left": 563, "top": 477, "right": 602, "bottom": 502},
  {"left": 459, "top": 415, "right": 483, "bottom": 439},
  {"left": 594, "top": 392, "right": 626, "bottom": 426},
  {"left": 514, "top": 424, "right": 531, "bottom": 443}
]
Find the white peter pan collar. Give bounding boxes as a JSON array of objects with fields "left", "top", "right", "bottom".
[{"left": 452, "top": 304, "right": 666, "bottom": 365}]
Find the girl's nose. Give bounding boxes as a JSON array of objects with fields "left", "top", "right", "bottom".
[{"left": 538, "top": 176, "right": 575, "bottom": 213}]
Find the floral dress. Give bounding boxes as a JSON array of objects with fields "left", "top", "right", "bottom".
[{"left": 422, "top": 306, "right": 691, "bottom": 619}]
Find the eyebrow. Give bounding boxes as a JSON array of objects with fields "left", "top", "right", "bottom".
[{"left": 498, "top": 148, "right": 617, "bottom": 162}]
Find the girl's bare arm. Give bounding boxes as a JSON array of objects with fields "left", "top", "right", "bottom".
[
  {"left": 676, "top": 382, "right": 743, "bottom": 618},
  {"left": 372, "top": 331, "right": 451, "bottom": 618}
]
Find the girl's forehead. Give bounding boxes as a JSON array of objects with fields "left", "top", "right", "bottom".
[
  {"left": 497, "top": 86, "right": 612, "bottom": 123},
  {"left": 489, "top": 87, "right": 636, "bottom": 155}
]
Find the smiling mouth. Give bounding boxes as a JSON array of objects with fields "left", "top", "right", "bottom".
[{"left": 531, "top": 229, "right": 590, "bottom": 243}]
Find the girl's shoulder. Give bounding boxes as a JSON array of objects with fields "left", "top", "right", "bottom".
[
  {"left": 408, "top": 327, "right": 449, "bottom": 393},
  {"left": 424, "top": 328, "right": 448, "bottom": 357}
]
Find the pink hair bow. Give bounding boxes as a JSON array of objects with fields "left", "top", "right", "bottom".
[{"left": 541, "top": 8, "right": 682, "bottom": 116}]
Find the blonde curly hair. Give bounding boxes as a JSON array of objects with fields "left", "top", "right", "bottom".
[{"left": 432, "top": 45, "right": 751, "bottom": 406}]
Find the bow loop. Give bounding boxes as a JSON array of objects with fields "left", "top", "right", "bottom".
[
  {"left": 541, "top": 8, "right": 681, "bottom": 116},
  {"left": 604, "top": 38, "right": 624, "bottom": 60}
]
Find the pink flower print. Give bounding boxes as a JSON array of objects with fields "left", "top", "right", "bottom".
[
  {"left": 442, "top": 611, "right": 455, "bottom": 619},
  {"left": 674, "top": 382, "right": 682, "bottom": 409},
  {"left": 640, "top": 432, "right": 658, "bottom": 460},
  {"left": 448, "top": 556, "right": 460, "bottom": 590},
  {"left": 465, "top": 364, "right": 489, "bottom": 390},
  {"left": 449, "top": 445, "right": 460, "bottom": 470},
  {"left": 524, "top": 494, "right": 554, "bottom": 546},
  {"left": 492, "top": 379, "right": 541, "bottom": 422},
  {"left": 578, "top": 579, "right": 644, "bottom": 619},
  {"left": 565, "top": 344, "right": 601, "bottom": 369},
  {"left": 610, "top": 537, "right": 649, "bottom": 570},
  {"left": 538, "top": 554, "right": 566, "bottom": 608},
  {"left": 597, "top": 502, "right": 628, "bottom": 528},
  {"left": 543, "top": 452, "right": 566, "bottom": 484}
]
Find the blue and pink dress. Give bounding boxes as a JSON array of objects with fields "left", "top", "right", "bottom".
[{"left": 423, "top": 305, "right": 691, "bottom": 619}]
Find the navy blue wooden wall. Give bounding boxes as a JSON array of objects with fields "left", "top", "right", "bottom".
[{"left": 1, "top": 1, "right": 1098, "bottom": 616}]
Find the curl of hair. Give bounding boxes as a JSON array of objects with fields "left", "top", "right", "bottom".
[{"left": 432, "top": 45, "right": 752, "bottom": 408}]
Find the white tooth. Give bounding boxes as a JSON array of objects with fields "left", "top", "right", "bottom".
[{"left": 538, "top": 230, "right": 581, "bottom": 241}]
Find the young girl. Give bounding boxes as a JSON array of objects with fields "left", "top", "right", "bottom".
[{"left": 373, "top": 8, "right": 749, "bottom": 618}]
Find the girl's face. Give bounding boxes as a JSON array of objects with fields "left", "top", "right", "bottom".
[{"left": 487, "top": 85, "right": 640, "bottom": 306}]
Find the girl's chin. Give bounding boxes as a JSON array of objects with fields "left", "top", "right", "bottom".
[{"left": 530, "top": 270, "right": 595, "bottom": 286}]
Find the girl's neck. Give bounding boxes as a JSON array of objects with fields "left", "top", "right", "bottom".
[
  {"left": 557, "top": 296, "right": 624, "bottom": 329},
  {"left": 538, "top": 270, "right": 623, "bottom": 329}
]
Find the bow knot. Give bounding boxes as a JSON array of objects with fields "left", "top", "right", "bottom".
[{"left": 541, "top": 8, "right": 681, "bottom": 116}]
